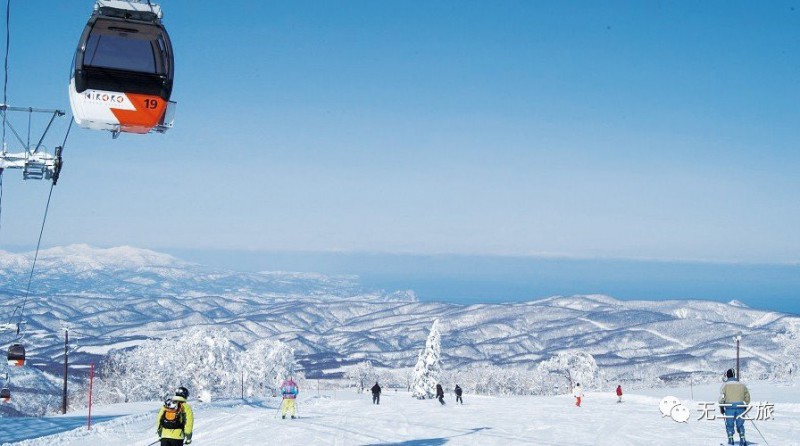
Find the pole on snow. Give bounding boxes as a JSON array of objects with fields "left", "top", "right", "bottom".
[
  {"left": 62, "top": 328, "right": 69, "bottom": 414},
  {"left": 749, "top": 419, "right": 770, "bottom": 446},
  {"left": 88, "top": 362, "right": 94, "bottom": 430},
  {"left": 734, "top": 332, "right": 742, "bottom": 379}
]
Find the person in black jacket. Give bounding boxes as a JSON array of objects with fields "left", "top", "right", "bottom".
[
  {"left": 454, "top": 384, "right": 463, "bottom": 404},
  {"left": 371, "top": 382, "right": 382, "bottom": 405},
  {"left": 435, "top": 384, "right": 445, "bottom": 405}
]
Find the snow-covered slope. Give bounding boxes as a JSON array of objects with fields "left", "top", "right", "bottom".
[
  {"left": 1, "top": 246, "right": 797, "bottom": 383},
  {"left": 3, "top": 381, "right": 799, "bottom": 445}
]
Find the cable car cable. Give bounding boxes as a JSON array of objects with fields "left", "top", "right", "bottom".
[
  {"left": 0, "top": 170, "right": 3, "bottom": 240},
  {"left": 2, "top": 0, "right": 9, "bottom": 108},
  {"left": 8, "top": 119, "right": 72, "bottom": 333},
  {"left": 0, "top": 0, "right": 10, "bottom": 240}
]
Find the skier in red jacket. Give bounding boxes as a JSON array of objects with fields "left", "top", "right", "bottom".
[{"left": 616, "top": 385, "right": 623, "bottom": 403}]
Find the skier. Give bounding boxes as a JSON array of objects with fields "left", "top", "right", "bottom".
[
  {"left": 573, "top": 383, "right": 583, "bottom": 407},
  {"left": 435, "top": 383, "right": 445, "bottom": 405},
  {"left": 719, "top": 368, "right": 750, "bottom": 446},
  {"left": 280, "top": 377, "right": 299, "bottom": 419},
  {"left": 616, "top": 385, "right": 623, "bottom": 403},
  {"left": 371, "top": 381, "right": 382, "bottom": 405},
  {"left": 454, "top": 384, "right": 463, "bottom": 404},
  {"left": 156, "top": 386, "right": 194, "bottom": 446}
]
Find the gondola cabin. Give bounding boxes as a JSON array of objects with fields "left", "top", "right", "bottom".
[
  {"left": 0, "top": 387, "right": 9, "bottom": 403},
  {"left": 7, "top": 344, "right": 25, "bottom": 367},
  {"left": 69, "top": 0, "right": 175, "bottom": 136}
]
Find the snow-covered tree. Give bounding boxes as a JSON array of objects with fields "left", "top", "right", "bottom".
[
  {"left": 771, "top": 323, "right": 800, "bottom": 383},
  {"left": 445, "top": 365, "right": 542, "bottom": 396},
  {"left": 537, "top": 351, "right": 599, "bottom": 392},
  {"left": 98, "top": 327, "right": 241, "bottom": 402},
  {"left": 380, "top": 368, "right": 413, "bottom": 390},
  {"left": 97, "top": 327, "right": 301, "bottom": 403},
  {"left": 411, "top": 319, "right": 442, "bottom": 399},
  {"left": 345, "top": 360, "right": 376, "bottom": 392},
  {"left": 241, "top": 339, "right": 296, "bottom": 397},
  {"left": 181, "top": 328, "right": 240, "bottom": 396}
]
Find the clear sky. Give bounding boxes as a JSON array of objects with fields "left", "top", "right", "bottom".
[{"left": 1, "top": 1, "right": 799, "bottom": 265}]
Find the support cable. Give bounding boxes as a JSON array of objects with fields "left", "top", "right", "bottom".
[
  {"left": 8, "top": 119, "right": 72, "bottom": 333},
  {"left": 15, "top": 184, "right": 54, "bottom": 333}
]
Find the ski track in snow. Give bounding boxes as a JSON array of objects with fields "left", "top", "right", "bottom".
[
  {"left": 628, "top": 328, "right": 690, "bottom": 349},
  {"left": 577, "top": 317, "right": 612, "bottom": 331},
  {"left": 2, "top": 382, "right": 799, "bottom": 446}
]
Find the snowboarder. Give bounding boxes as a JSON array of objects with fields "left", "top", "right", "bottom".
[
  {"left": 371, "top": 381, "right": 382, "bottom": 405},
  {"left": 454, "top": 384, "right": 463, "bottom": 404},
  {"left": 616, "top": 385, "right": 623, "bottom": 403},
  {"left": 280, "top": 377, "right": 299, "bottom": 419},
  {"left": 435, "top": 383, "right": 445, "bottom": 405},
  {"left": 573, "top": 383, "right": 583, "bottom": 407},
  {"left": 156, "top": 386, "right": 194, "bottom": 446},
  {"left": 719, "top": 368, "right": 750, "bottom": 446}
]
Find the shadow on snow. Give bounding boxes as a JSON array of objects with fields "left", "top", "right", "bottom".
[
  {"left": 362, "top": 427, "right": 491, "bottom": 446},
  {"left": 0, "top": 415, "right": 120, "bottom": 443}
]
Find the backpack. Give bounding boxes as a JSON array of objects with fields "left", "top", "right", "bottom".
[{"left": 160, "top": 401, "right": 186, "bottom": 430}]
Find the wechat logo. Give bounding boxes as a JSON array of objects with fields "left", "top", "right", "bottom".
[{"left": 660, "top": 396, "right": 690, "bottom": 423}]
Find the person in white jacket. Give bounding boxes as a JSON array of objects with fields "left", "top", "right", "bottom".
[{"left": 573, "top": 383, "right": 584, "bottom": 407}]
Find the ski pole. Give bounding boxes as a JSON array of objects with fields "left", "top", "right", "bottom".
[
  {"left": 145, "top": 440, "right": 160, "bottom": 446},
  {"left": 748, "top": 419, "right": 769, "bottom": 446}
]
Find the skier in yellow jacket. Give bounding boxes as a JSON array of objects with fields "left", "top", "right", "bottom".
[{"left": 157, "top": 386, "right": 194, "bottom": 446}]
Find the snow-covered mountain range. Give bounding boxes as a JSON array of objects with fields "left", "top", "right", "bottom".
[{"left": 1, "top": 245, "right": 796, "bottom": 383}]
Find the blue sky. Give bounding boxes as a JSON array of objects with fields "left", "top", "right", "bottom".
[{"left": 1, "top": 1, "right": 799, "bottom": 267}]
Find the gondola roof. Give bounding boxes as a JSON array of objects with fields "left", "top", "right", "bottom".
[{"left": 95, "top": 0, "right": 163, "bottom": 23}]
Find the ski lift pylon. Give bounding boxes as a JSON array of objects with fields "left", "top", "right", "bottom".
[{"left": 69, "top": 0, "right": 176, "bottom": 137}]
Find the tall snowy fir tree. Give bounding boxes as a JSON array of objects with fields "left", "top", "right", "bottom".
[{"left": 412, "top": 319, "right": 442, "bottom": 399}]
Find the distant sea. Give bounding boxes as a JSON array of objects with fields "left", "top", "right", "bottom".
[{"left": 167, "top": 250, "right": 800, "bottom": 316}]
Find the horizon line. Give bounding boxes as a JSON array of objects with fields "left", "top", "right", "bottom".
[{"left": 2, "top": 243, "right": 799, "bottom": 268}]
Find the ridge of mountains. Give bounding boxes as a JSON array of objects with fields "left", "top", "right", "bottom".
[{"left": 1, "top": 245, "right": 796, "bottom": 382}]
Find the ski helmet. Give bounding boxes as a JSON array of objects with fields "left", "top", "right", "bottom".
[
  {"left": 175, "top": 386, "right": 189, "bottom": 399},
  {"left": 726, "top": 368, "right": 736, "bottom": 379}
]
